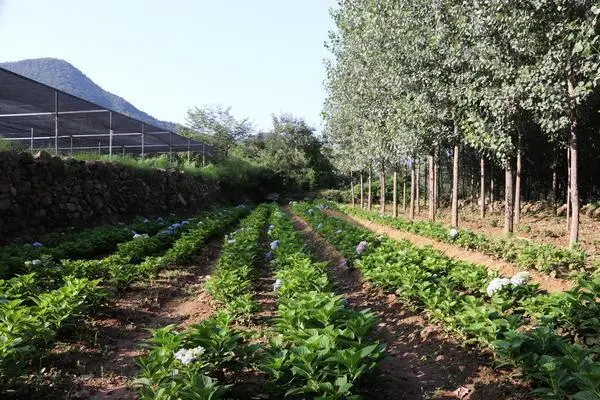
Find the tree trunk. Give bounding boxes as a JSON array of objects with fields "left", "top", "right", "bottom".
[
  {"left": 409, "top": 162, "right": 416, "bottom": 220},
  {"left": 350, "top": 171, "right": 356, "bottom": 207},
  {"left": 428, "top": 154, "right": 435, "bottom": 221},
  {"left": 416, "top": 161, "right": 420, "bottom": 215},
  {"left": 403, "top": 167, "right": 407, "bottom": 212},
  {"left": 434, "top": 156, "right": 439, "bottom": 210},
  {"left": 566, "top": 147, "right": 571, "bottom": 232},
  {"left": 393, "top": 170, "right": 398, "bottom": 218},
  {"left": 470, "top": 168, "right": 475, "bottom": 203},
  {"left": 451, "top": 144, "right": 459, "bottom": 228},
  {"left": 480, "top": 157, "right": 485, "bottom": 219},
  {"left": 380, "top": 163, "right": 386, "bottom": 215},
  {"left": 360, "top": 172, "right": 364, "bottom": 209},
  {"left": 552, "top": 147, "right": 557, "bottom": 215},
  {"left": 490, "top": 165, "right": 495, "bottom": 213},
  {"left": 569, "top": 118, "right": 579, "bottom": 246},
  {"left": 514, "top": 133, "right": 522, "bottom": 228},
  {"left": 504, "top": 162, "right": 514, "bottom": 235},
  {"left": 367, "top": 167, "right": 372, "bottom": 211}
]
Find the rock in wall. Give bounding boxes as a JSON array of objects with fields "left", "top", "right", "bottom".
[{"left": 0, "top": 151, "right": 220, "bottom": 243}]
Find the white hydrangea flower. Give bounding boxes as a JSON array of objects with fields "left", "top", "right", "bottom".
[
  {"left": 31, "top": 259, "right": 42, "bottom": 266},
  {"left": 449, "top": 228, "right": 459, "bottom": 240},
  {"left": 510, "top": 271, "right": 531, "bottom": 286},
  {"left": 174, "top": 346, "right": 205, "bottom": 365},
  {"left": 273, "top": 278, "right": 283, "bottom": 292},
  {"left": 486, "top": 278, "right": 511, "bottom": 296}
]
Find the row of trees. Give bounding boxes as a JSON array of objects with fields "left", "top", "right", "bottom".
[
  {"left": 180, "top": 105, "right": 335, "bottom": 192},
  {"left": 323, "top": 0, "right": 600, "bottom": 246}
]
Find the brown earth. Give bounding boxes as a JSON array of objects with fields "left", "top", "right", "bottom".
[
  {"left": 287, "top": 207, "right": 534, "bottom": 400},
  {"left": 331, "top": 209, "right": 573, "bottom": 293},
  {"left": 18, "top": 238, "right": 223, "bottom": 400},
  {"left": 378, "top": 202, "right": 600, "bottom": 265}
]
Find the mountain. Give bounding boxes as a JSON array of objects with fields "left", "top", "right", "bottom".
[{"left": 0, "top": 58, "right": 177, "bottom": 131}]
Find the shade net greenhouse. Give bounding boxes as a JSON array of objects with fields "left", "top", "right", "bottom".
[{"left": 0, "top": 66, "right": 211, "bottom": 156}]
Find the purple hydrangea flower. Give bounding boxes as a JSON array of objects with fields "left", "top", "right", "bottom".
[
  {"left": 181, "top": 220, "right": 189, "bottom": 225},
  {"left": 265, "top": 251, "right": 273, "bottom": 261},
  {"left": 32, "top": 242, "right": 43, "bottom": 248},
  {"left": 356, "top": 241, "right": 368, "bottom": 255},
  {"left": 270, "top": 240, "right": 280, "bottom": 250},
  {"left": 339, "top": 259, "right": 348, "bottom": 269}
]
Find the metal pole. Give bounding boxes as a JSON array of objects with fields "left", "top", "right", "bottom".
[
  {"left": 187, "top": 139, "right": 191, "bottom": 162},
  {"left": 30, "top": 128, "right": 34, "bottom": 153},
  {"left": 70, "top": 136, "right": 73, "bottom": 155},
  {"left": 202, "top": 143, "right": 206, "bottom": 166},
  {"left": 169, "top": 132, "right": 173, "bottom": 165},
  {"left": 141, "top": 123, "right": 145, "bottom": 159},
  {"left": 98, "top": 141, "right": 101, "bottom": 155},
  {"left": 54, "top": 90, "right": 58, "bottom": 155},
  {"left": 122, "top": 146, "right": 125, "bottom": 156},
  {"left": 108, "top": 112, "right": 113, "bottom": 160}
]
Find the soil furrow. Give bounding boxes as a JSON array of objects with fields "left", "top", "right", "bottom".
[
  {"left": 31, "top": 238, "right": 223, "bottom": 400},
  {"left": 286, "top": 207, "right": 533, "bottom": 400},
  {"left": 330, "top": 209, "right": 572, "bottom": 293}
]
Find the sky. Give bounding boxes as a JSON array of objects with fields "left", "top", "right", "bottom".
[{"left": 0, "top": 0, "right": 336, "bottom": 132}]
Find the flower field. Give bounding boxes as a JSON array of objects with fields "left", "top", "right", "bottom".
[
  {"left": 3, "top": 200, "right": 600, "bottom": 399},
  {"left": 334, "top": 203, "right": 587, "bottom": 277},
  {"left": 0, "top": 206, "right": 249, "bottom": 396},
  {"left": 292, "top": 201, "right": 600, "bottom": 399}
]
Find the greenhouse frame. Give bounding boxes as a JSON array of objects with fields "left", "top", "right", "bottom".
[{"left": 0, "top": 66, "right": 210, "bottom": 158}]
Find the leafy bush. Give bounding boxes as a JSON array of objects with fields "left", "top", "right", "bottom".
[
  {"left": 135, "top": 313, "right": 255, "bottom": 400},
  {"left": 336, "top": 202, "right": 587, "bottom": 276},
  {"left": 263, "top": 204, "right": 384, "bottom": 398},
  {"left": 205, "top": 205, "right": 269, "bottom": 317},
  {"left": 292, "top": 201, "right": 600, "bottom": 399}
]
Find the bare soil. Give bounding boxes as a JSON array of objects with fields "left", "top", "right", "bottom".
[
  {"left": 287, "top": 208, "right": 534, "bottom": 400},
  {"left": 388, "top": 203, "right": 600, "bottom": 264},
  {"left": 20, "top": 238, "right": 223, "bottom": 400},
  {"left": 331, "top": 209, "right": 573, "bottom": 293}
]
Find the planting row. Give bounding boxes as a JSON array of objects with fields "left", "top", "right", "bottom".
[
  {"left": 135, "top": 204, "right": 385, "bottom": 399},
  {"left": 135, "top": 204, "right": 270, "bottom": 398},
  {"left": 263, "top": 204, "right": 384, "bottom": 398},
  {"left": 333, "top": 202, "right": 587, "bottom": 276},
  {"left": 292, "top": 202, "right": 600, "bottom": 399},
  {"left": 0, "top": 206, "right": 249, "bottom": 390},
  {"left": 0, "top": 214, "right": 182, "bottom": 278}
]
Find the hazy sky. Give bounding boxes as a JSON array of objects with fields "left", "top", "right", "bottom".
[{"left": 0, "top": 1, "right": 336, "bottom": 131}]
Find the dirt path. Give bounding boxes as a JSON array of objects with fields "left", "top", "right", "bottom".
[
  {"left": 31, "top": 238, "right": 223, "bottom": 400},
  {"left": 330, "top": 210, "right": 573, "bottom": 293},
  {"left": 287, "top": 208, "right": 533, "bottom": 400},
  {"left": 225, "top": 228, "right": 282, "bottom": 400}
]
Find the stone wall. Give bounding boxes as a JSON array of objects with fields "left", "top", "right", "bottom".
[{"left": 0, "top": 151, "right": 220, "bottom": 243}]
